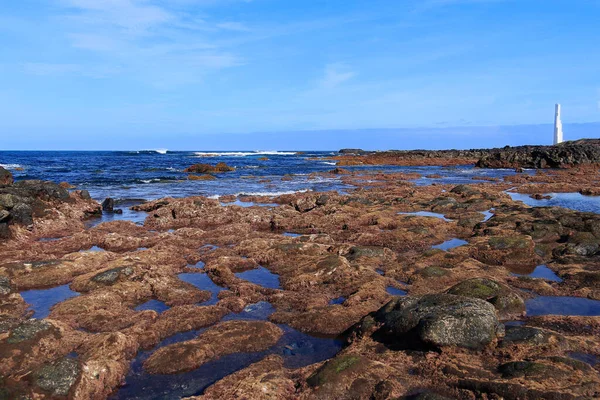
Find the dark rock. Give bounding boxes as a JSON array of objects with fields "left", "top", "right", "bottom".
[
  {"left": 531, "top": 193, "right": 552, "bottom": 200},
  {"left": 339, "top": 149, "right": 366, "bottom": 155},
  {"left": 91, "top": 267, "right": 134, "bottom": 285},
  {"left": 347, "top": 246, "right": 386, "bottom": 260},
  {"left": 0, "top": 209, "right": 9, "bottom": 223},
  {"left": 450, "top": 185, "right": 479, "bottom": 196},
  {"left": 498, "top": 361, "right": 560, "bottom": 380},
  {"left": 476, "top": 139, "right": 600, "bottom": 169},
  {"left": 501, "top": 326, "right": 561, "bottom": 346},
  {"left": 78, "top": 190, "right": 92, "bottom": 200},
  {"left": 102, "top": 197, "right": 114, "bottom": 212},
  {"left": 316, "top": 195, "right": 329, "bottom": 206},
  {"left": 114, "top": 208, "right": 123, "bottom": 214},
  {"left": 34, "top": 357, "right": 80, "bottom": 396},
  {"left": 7, "top": 320, "right": 52, "bottom": 344},
  {"left": 0, "top": 276, "right": 12, "bottom": 295},
  {"left": 0, "top": 223, "right": 10, "bottom": 239},
  {"left": 12, "top": 180, "right": 70, "bottom": 201},
  {"left": 10, "top": 203, "right": 33, "bottom": 225},
  {"left": 329, "top": 168, "right": 351, "bottom": 175},
  {"left": 372, "top": 294, "right": 501, "bottom": 349}
]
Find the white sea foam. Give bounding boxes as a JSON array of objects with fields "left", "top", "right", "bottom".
[
  {"left": 0, "top": 163, "right": 22, "bottom": 169},
  {"left": 194, "top": 151, "right": 297, "bottom": 157},
  {"left": 154, "top": 149, "right": 168, "bottom": 154},
  {"left": 322, "top": 161, "right": 337, "bottom": 166}
]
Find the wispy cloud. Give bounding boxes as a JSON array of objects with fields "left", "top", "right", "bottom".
[
  {"left": 320, "top": 64, "right": 356, "bottom": 89},
  {"left": 33, "top": 0, "right": 249, "bottom": 87}
]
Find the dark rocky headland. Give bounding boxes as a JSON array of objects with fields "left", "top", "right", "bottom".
[
  {"left": 333, "top": 138, "right": 600, "bottom": 169},
  {"left": 1, "top": 144, "right": 600, "bottom": 400}
]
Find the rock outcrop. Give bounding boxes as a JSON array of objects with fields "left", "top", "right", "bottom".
[
  {"left": 476, "top": 139, "right": 600, "bottom": 169},
  {"left": 184, "top": 162, "right": 235, "bottom": 174}
]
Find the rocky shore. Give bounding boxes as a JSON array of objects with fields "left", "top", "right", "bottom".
[
  {"left": 332, "top": 138, "right": 600, "bottom": 169},
  {"left": 1, "top": 163, "right": 600, "bottom": 399}
]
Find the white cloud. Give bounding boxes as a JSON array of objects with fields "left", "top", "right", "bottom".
[
  {"left": 47, "top": 0, "right": 247, "bottom": 87},
  {"left": 320, "top": 64, "right": 356, "bottom": 89}
]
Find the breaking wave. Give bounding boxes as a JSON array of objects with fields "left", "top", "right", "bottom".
[{"left": 194, "top": 151, "right": 297, "bottom": 157}]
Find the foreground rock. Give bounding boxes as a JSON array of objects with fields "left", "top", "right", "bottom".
[
  {"left": 0, "top": 179, "right": 101, "bottom": 240},
  {"left": 354, "top": 294, "right": 502, "bottom": 349}
]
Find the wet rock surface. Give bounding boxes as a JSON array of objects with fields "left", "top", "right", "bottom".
[{"left": 1, "top": 171, "right": 600, "bottom": 399}]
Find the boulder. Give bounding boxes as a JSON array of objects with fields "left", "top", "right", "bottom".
[
  {"left": 370, "top": 294, "right": 501, "bottom": 349},
  {"left": 102, "top": 197, "right": 114, "bottom": 212}
]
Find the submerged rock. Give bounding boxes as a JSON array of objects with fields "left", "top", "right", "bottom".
[
  {"left": 184, "top": 162, "right": 235, "bottom": 174},
  {"left": 143, "top": 321, "right": 283, "bottom": 374}
]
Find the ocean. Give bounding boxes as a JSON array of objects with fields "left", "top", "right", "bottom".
[{"left": 0, "top": 150, "right": 521, "bottom": 202}]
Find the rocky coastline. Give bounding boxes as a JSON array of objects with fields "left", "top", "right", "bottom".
[
  {"left": 332, "top": 138, "right": 600, "bottom": 169},
  {"left": 1, "top": 159, "right": 600, "bottom": 399}
]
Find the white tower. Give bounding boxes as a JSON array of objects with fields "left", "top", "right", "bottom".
[{"left": 553, "top": 103, "right": 563, "bottom": 145}]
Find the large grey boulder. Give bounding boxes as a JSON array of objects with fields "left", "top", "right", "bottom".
[{"left": 374, "top": 294, "right": 502, "bottom": 349}]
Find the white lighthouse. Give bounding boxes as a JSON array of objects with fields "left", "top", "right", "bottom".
[{"left": 553, "top": 103, "right": 563, "bottom": 145}]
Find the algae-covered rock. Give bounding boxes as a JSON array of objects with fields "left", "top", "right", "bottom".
[
  {"left": 307, "top": 354, "right": 362, "bottom": 387},
  {"left": 446, "top": 278, "right": 525, "bottom": 319}
]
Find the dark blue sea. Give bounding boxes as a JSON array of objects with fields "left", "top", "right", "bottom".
[{"left": 0, "top": 150, "right": 520, "bottom": 201}]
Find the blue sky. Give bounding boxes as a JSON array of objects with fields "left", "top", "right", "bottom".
[{"left": 0, "top": 0, "right": 599, "bottom": 150}]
